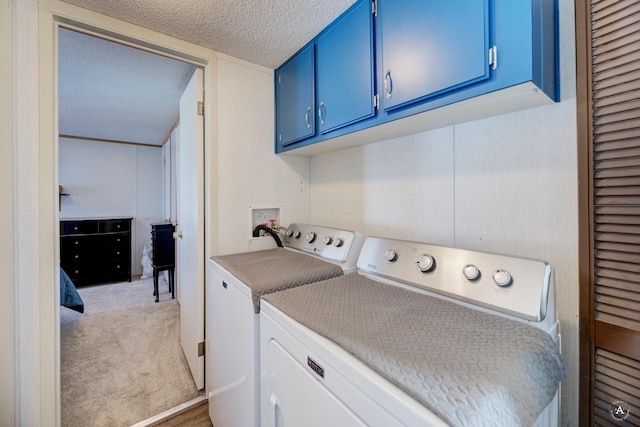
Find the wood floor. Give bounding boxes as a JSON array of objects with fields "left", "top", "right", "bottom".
[{"left": 150, "top": 399, "right": 212, "bottom": 427}]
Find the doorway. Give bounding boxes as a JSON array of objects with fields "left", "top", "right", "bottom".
[{"left": 55, "top": 22, "right": 208, "bottom": 424}]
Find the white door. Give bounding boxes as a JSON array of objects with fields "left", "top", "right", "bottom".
[{"left": 176, "top": 68, "right": 205, "bottom": 389}]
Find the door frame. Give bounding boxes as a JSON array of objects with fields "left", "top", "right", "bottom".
[
  {"left": 575, "top": 0, "right": 593, "bottom": 424},
  {"left": 39, "top": 1, "right": 218, "bottom": 423}
]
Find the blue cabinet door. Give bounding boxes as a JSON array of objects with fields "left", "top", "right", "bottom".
[
  {"left": 379, "top": 0, "right": 490, "bottom": 112},
  {"left": 276, "top": 44, "right": 315, "bottom": 147},
  {"left": 316, "top": 0, "right": 375, "bottom": 134}
]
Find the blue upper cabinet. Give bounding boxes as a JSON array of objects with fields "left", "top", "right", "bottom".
[
  {"left": 316, "top": 0, "right": 375, "bottom": 134},
  {"left": 379, "top": 0, "right": 489, "bottom": 112},
  {"left": 275, "top": 0, "right": 374, "bottom": 151},
  {"left": 275, "top": 0, "right": 558, "bottom": 155},
  {"left": 275, "top": 44, "right": 315, "bottom": 147}
]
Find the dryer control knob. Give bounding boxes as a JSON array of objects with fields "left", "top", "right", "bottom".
[
  {"left": 463, "top": 264, "right": 481, "bottom": 281},
  {"left": 384, "top": 249, "right": 398, "bottom": 262},
  {"left": 322, "top": 236, "right": 333, "bottom": 245},
  {"left": 306, "top": 232, "right": 316, "bottom": 243},
  {"left": 332, "top": 237, "right": 344, "bottom": 247},
  {"left": 416, "top": 254, "right": 435, "bottom": 272},
  {"left": 493, "top": 269, "right": 512, "bottom": 287}
]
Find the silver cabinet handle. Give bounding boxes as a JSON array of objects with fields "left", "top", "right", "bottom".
[
  {"left": 304, "top": 106, "right": 311, "bottom": 129},
  {"left": 318, "top": 101, "right": 326, "bottom": 125},
  {"left": 384, "top": 68, "right": 393, "bottom": 99}
]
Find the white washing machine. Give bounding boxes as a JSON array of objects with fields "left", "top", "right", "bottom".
[
  {"left": 260, "top": 237, "right": 567, "bottom": 427},
  {"left": 206, "top": 223, "right": 363, "bottom": 427}
]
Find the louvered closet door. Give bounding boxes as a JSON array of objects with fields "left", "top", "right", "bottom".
[{"left": 591, "top": 0, "right": 640, "bottom": 424}]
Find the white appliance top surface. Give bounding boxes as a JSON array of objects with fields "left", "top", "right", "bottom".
[{"left": 210, "top": 248, "right": 345, "bottom": 313}]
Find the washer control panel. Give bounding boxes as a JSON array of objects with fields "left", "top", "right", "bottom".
[
  {"left": 357, "top": 237, "right": 553, "bottom": 322},
  {"left": 283, "top": 223, "right": 363, "bottom": 265}
]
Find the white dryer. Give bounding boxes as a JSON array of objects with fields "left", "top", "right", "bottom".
[
  {"left": 260, "top": 237, "right": 567, "bottom": 427},
  {"left": 206, "top": 223, "right": 362, "bottom": 427}
]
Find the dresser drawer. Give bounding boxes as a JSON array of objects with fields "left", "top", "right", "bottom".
[
  {"left": 97, "top": 259, "right": 129, "bottom": 272},
  {"left": 95, "top": 259, "right": 130, "bottom": 282},
  {"left": 99, "top": 219, "right": 131, "bottom": 233},
  {"left": 61, "top": 221, "right": 98, "bottom": 235},
  {"left": 60, "top": 263, "right": 93, "bottom": 284},
  {"left": 100, "top": 244, "right": 129, "bottom": 261},
  {"left": 60, "top": 235, "right": 96, "bottom": 251},
  {"left": 101, "top": 233, "right": 129, "bottom": 248},
  {"left": 60, "top": 249, "right": 94, "bottom": 266}
]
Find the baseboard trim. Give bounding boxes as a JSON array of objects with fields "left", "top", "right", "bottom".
[{"left": 131, "top": 394, "right": 208, "bottom": 427}]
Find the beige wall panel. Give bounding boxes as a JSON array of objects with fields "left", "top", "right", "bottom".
[
  {"left": 309, "top": 127, "right": 455, "bottom": 245},
  {"left": 216, "top": 57, "right": 310, "bottom": 255},
  {"left": 454, "top": 100, "right": 578, "bottom": 423}
]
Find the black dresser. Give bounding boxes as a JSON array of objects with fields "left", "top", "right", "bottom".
[
  {"left": 151, "top": 222, "right": 175, "bottom": 302},
  {"left": 60, "top": 217, "right": 133, "bottom": 286}
]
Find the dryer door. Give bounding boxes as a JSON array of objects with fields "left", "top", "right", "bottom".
[{"left": 265, "top": 339, "right": 365, "bottom": 427}]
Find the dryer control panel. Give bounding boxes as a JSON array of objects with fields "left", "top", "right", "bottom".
[{"left": 357, "top": 237, "right": 555, "bottom": 325}]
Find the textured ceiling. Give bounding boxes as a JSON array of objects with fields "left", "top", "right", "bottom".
[
  {"left": 58, "top": 0, "right": 356, "bottom": 146},
  {"left": 61, "top": 0, "right": 357, "bottom": 69},
  {"left": 59, "top": 27, "right": 198, "bottom": 145}
]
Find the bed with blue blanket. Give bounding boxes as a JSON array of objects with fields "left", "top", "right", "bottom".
[{"left": 60, "top": 268, "right": 84, "bottom": 313}]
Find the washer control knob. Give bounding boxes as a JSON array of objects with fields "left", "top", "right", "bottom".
[
  {"left": 285, "top": 229, "right": 294, "bottom": 238},
  {"left": 332, "top": 237, "right": 344, "bottom": 247},
  {"left": 493, "top": 269, "right": 513, "bottom": 287},
  {"left": 306, "top": 232, "right": 316, "bottom": 243},
  {"left": 322, "top": 236, "right": 333, "bottom": 245},
  {"left": 416, "top": 254, "right": 435, "bottom": 272},
  {"left": 293, "top": 230, "right": 301, "bottom": 239},
  {"left": 384, "top": 249, "right": 398, "bottom": 262},
  {"left": 463, "top": 264, "right": 481, "bottom": 281}
]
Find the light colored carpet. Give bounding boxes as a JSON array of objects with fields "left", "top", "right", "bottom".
[{"left": 60, "top": 277, "right": 201, "bottom": 427}]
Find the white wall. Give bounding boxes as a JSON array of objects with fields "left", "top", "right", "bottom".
[
  {"left": 1, "top": 0, "right": 14, "bottom": 424},
  {"left": 59, "top": 138, "right": 164, "bottom": 275},
  {"left": 215, "top": 56, "right": 310, "bottom": 255},
  {"left": 308, "top": 0, "right": 579, "bottom": 424}
]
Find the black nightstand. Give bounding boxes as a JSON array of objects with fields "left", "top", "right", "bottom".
[{"left": 151, "top": 222, "right": 175, "bottom": 302}]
